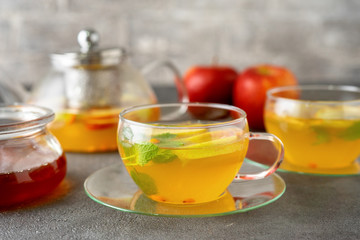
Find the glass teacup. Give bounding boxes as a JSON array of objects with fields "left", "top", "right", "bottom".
[
  {"left": 117, "top": 103, "right": 284, "bottom": 205},
  {"left": 265, "top": 85, "right": 360, "bottom": 174}
]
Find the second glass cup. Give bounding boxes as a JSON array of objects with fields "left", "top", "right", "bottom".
[
  {"left": 117, "top": 103, "right": 284, "bottom": 205},
  {"left": 265, "top": 85, "right": 360, "bottom": 175}
]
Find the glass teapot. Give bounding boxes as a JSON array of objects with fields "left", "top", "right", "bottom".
[{"left": 27, "top": 29, "right": 188, "bottom": 153}]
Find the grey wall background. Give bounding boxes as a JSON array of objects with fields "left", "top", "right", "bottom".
[{"left": 0, "top": 0, "right": 360, "bottom": 87}]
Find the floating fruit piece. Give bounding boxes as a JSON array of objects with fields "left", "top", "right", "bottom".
[
  {"left": 181, "top": 128, "right": 242, "bottom": 144},
  {"left": 175, "top": 134, "right": 247, "bottom": 161}
]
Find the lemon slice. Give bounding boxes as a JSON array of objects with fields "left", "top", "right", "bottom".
[
  {"left": 314, "top": 106, "right": 344, "bottom": 120},
  {"left": 313, "top": 106, "right": 360, "bottom": 119},
  {"left": 186, "top": 135, "right": 238, "bottom": 149},
  {"left": 284, "top": 116, "right": 307, "bottom": 130},
  {"left": 181, "top": 128, "right": 242, "bottom": 143},
  {"left": 149, "top": 126, "right": 206, "bottom": 137},
  {"left": 312, "top": 107, "right": 356, "bottom": 129},
  {"left": 174, "top": 135, "right": 246, "bottom": 161}
]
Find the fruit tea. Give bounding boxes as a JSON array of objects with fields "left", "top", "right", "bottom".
[
  {"left": 49, "top": 109, "right": 119, "bottom": 152},
  {"left": 119, "top": 125, "right": 249, "bottom": 204},
  {"left": 50, "top": 107, "right": 158, "bottom": 152},
  {"left": 265, "top": 108, "right": 360, "bottom": 170}
]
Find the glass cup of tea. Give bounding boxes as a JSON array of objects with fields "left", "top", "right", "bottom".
[
  {"left": 117, "top": 103, "right": 284, "bottom": 205},
  {"left": 265, "top": 85, "right": 360, "bottom": 174}
]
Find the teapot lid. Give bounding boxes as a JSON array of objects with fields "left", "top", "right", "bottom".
[{"left": 51, "top": 29, "right": 125, "bottom": 68}]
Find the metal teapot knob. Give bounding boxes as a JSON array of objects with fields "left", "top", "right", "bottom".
[{"left": 78, "top": 29, "right": 99, "bottom": 53}]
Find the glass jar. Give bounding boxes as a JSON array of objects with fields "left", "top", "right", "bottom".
[{"left": 0, "top": 104, "right": 67, "bottom": 207}]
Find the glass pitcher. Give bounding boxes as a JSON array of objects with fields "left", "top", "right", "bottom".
[{"left": 27, "top": 29, "right": 188, "bottom": 152}]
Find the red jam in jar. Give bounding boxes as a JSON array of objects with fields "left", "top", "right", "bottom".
[{"left": 0, "top": 104, "right": 67, "bottom": 207}]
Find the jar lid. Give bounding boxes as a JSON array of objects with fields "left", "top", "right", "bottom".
[{"left": 50, "top": 29, "right": 125, "bottom": 68}]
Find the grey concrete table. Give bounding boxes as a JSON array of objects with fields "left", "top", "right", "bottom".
[{"left": 1, "top": 87, "right": 360, "bottom": 240}]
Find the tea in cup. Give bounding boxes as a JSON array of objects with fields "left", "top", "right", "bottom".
[
  {"left": 118, "top": 103, "right": 284, "bottom": 204},
  {"left": 265, "top": 85, "right": 360, "bottom": 174}
]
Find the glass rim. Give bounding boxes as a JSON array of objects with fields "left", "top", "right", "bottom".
[
  {"left": 119, "top": 102, "right": 247, "bottom": 129},
  {"left": 267, "top": 84, "right": 360, "bottom": 104},
  {"left": 0, "top": 103, "right": 54, "bottom": 133}
]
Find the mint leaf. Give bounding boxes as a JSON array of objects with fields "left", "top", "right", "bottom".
[
  {"left": 153, "top": 132, "right": 184, "bottom": 148},
  {"left": 120, "top": 142, "right": 137, "bottom": 165},
  {"left": 153, "top": 132, "right": 177, "bottom": 141},
  {"left": 152, "top": 149, "right": 177, "bottom": 164},
  {"left": 130, "top": 170, "right": 157, "bottom": 195},
  {"left": 157, "top": 141, "right": 184, "bottom": 148},
  {"left": 122, "top": 142, "right": 135, "bottom": 155},
  {"left": 135, "top": 143, "right": 159, "bottom": 166},
  {"left": 339, "top": 121, "right": 360, "bottom": 141},
  {"left": 135, "top": 142, "right": 178, "bottom": 165},
  {"left": 132, "top": 132, "right": 182, "bottom": 166},
  {"left": 312, "top": 127, "right": 331, "bottom": 145}
]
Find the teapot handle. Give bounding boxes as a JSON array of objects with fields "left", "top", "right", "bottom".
[
  {"left": 141, "top": 60, "right": 189, "bottom": 103},
  {"left": 0, "top": 67, "right": 28, "bottom": 103}
]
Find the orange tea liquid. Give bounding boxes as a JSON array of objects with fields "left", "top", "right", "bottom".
[
  {"left": 265, "top": 112, "right": 360, "bottom": 169},
  {"left": 49, "top": 109, "right": 120, "bottom": 152},
  {"left": 119, "top": 127, "right": 248, "bottom": 204},
  {"left": 50, "top": 107, "right": 159, "bottom": 152}
]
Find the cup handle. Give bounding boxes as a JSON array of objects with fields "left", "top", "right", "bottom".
[
  {"left": 234, "top": 132, "right": 284, "bottom": 181},
  {"left": 141, "top": 60, "right": 189, "bottom": 103}
]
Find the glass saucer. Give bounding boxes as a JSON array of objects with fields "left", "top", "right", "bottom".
[
  {"left": 278, "top": 159, "right": 360, "bottom": 176},
  {"left": 84, "top": 160, "right": 286, "bottom": 218},
  {"left": 249, "top": 158, "right": 360, "bottom": 176}
]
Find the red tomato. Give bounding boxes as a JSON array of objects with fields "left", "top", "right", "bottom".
[
  {"left": 232, "top": 64, "right": 298, "bottom": 130},
  {"left": 184, "top": 66, "right": 238, "bottom": 104}
]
